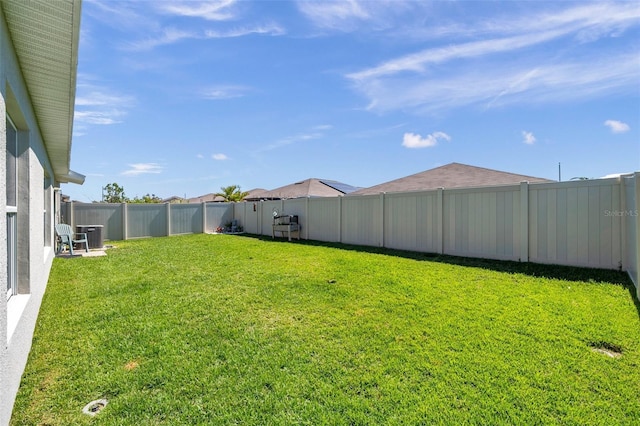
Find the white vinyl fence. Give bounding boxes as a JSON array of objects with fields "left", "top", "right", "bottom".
[
  {"left": 62, "top": 173, "right": 640, "bottom": 298},
  {"left": 62, "top": 202, "right": 234, "bottom": 240}
]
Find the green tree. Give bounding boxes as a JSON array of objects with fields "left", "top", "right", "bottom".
[
  {"left": 103, "top": 182, "right": 128, "bottom": 203},
  {"left": 130, "top": 194, "right": 163, "bottom": 204},
  {"left": 214, "top": 185, "right": 249, "bottom": 202}
]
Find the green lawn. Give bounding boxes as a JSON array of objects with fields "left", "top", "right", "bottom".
[{"left": 11, "top": 234, "right": 640, "bottom": 425}]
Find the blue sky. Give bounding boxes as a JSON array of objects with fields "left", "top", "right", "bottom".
[{"left": 66, "top": 0, "right": 639, "bottom": 202}]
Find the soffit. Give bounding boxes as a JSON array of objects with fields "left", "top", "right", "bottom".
[{"left": 2, "top": 0, "right": 81, "bottom": 180}]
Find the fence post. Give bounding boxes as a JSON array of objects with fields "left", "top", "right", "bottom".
[
  {"left": 380, "top": 192, "right": 385, "bottom": 247},
  {"left": 520, "top": 181, "right": 529, "bottom": 262},
  {"left": 202, "top": 202, "right": 207, "bottom": 234},
  {"left": 69, "top": 201, "right": 74, "bottom": 228},
  {"left": 305, "top": 196, "right": 310, "bottom": 240},
  {"left": 338, "top": 196, "right": 343, "bottom": 243},
  {"left": 437, "top": 188, "right": 444, "bottom": 254},
  {"left": 620, "top": 176, "right": 627, "bottom": 271},
  {"left": 232, "top": 202, "right": 236, "bottom": 226},
  {"left": 243, "top": 202, "right": 247, "bottom": 234},
  {"left": 634, "top": 172, "right": 640, "bottom": 300},
  {"left": 166, "top": 203, "right": 171, "bottom": 236},
  {"left": 122, "top": 203, "right": 128, "bottom": 240}
]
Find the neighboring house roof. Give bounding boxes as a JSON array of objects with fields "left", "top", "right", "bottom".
[
  {"left": 188, "top": 193, "right": 225, "bottom": 203},
  {"left": 249, "top": 178, "right": 361, "bottom": 200},
  {"left": 162, "top": 196, "right": 186, "bottom": 204},
  {"left": 2, "top": 0, "right": 83, "bottom": 184},
  {"left": 600, "top": 172, "right": 633, "bottom": 179},
  {"left": 188, "top": 188, "right": 268, "bottom": 203},
  {"left": 189, "top": 193, "right": 214, "bottom": 203},
  {"left": 350, "top": 163, "right": 554, "bottom": 195},
  {"left": 244, "top": 188, "right": 269, "bottom": 201}
]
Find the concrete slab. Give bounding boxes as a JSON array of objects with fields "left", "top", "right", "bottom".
[{"left": 56, "top": 250, "right": 107, "bottom": 258}]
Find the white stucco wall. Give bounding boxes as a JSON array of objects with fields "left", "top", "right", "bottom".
[{"left": 0, "top": 8, "right": 57, "bottom": 425}]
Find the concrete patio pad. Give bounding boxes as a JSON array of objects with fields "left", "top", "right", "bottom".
[{"left": 56, "top": 250, "right": 107, "bottom": 258}]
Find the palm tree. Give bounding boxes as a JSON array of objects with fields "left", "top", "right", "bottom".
[{"left": 214, "top": 185, "right": 249, "bottom": 202}]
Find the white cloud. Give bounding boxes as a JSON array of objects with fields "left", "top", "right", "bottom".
[
  {"left": 349, "top": 52, "right": 639, "bottom": 114},
  {"left": 522, "top": 131, "right": 536, "bottom": 145},
  {"left": 297, "top": 0, "right": 370, "bottom": 31},
  {"left": 345, "top": 2, "right": 640, "bottom": 114},
  {"left": 125, "top": 27, "right": 197, "bottom": 51},
  {"left": 204, "top": 24, "right": 285, "bottom": 39},
  {"left": 258, "top": 129, "right": 327, "bottom": 152},
  {"left": 201, "top": 85, "right": 251, "bottom": 100},
  {"left": 121, "top": 163, "right": 163, "bottom": 176},
  {"left": 74, "top": 80, "right": 135, "bottom": 127},
  {"left": 74, "top": 110, "right": 126, "bottom": 125},
  {"left": 75, "top": 91, "right": 135, "bottom": 107},
  {"left": 313, "top": 124, "right": 333, "bottom": 131},
  {"left": 156, "top": 0, "right": 237, "bottom": 21},
  {"left": 297, "top": 0, "right": 415, "bottom": 33},
  {"left": 604, "top": 119, "right": 630, "bottom": 134},
  {"left": 84, "top": 0, "right": 157, "bottom": 32},
  {"left": 127, "top": 24, "right": 284, "bottom": 51},
  {"left": 402, "top": 132, "right": 450, "bottom": 149},
  {"left": 348, "top": 30, "right": 566, "bottom": 82},
  {"left": 212, "top": 153, "right": 228, "bottom": 160},
  {"left": 197, "top": 154, "right": 205, "bottom": 159}
]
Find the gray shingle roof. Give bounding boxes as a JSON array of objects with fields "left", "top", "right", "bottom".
[
  {"left": 249, "top": 178, "right": 359, "bottom": 200},
  {"left": 350, "top": 163, "right": 554, "bottom": 195},
  {"left": 189, "top": 188, "right": 268, "bottom": 203}
]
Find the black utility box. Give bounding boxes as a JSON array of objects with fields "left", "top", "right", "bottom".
[{"left": 76, "top": 225, "right": 104, "bottom": 249}]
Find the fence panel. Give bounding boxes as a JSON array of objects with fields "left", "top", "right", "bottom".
[
  {"left": 341, "top": 195, "right": 381, "bottom": 247},
  {"left": 529, "top": 179, "right": 622, "bottom": 269},
  {"left": 205, "top": 203, "right": 235, "bottom": 233},
  {"left": 442, "top": 186, "right": 521, "bottom": 261},
  {"left": 384, "top": 191, "right": 441, "bottom": 252},
  {"left": 71, "top": 203, "right": 123, "bottom": 241},
  {"left": 127, "top": 204, "right": 167, "bottom": 238},
  {"left": 60, "top": 201, "right": 70, "bottom": 226},
  {"left": 282, "top": 198, "right": 306, "bottom": 236},
  {"left": 308, "top": 197, "right": 341, "bottom": 242},
  {"left": 238, "top": 202, "right": 261, "bottom": 234},
  {"left": 171, "top": 204, "right": 203, "bottom": 235},
  {"left": 260, "top": 201, "right": 282, "bottom": 236},
  {"left": 384, "top": 192, "right": 418, "bottom": 251}
]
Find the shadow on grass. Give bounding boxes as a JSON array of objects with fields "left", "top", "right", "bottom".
[{"left": 239, "top": 232, "right": 636, "bottom": 288}]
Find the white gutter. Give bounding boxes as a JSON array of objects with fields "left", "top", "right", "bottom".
[{"left": 57, "top": 169, "right": 85, "bottom": 185}]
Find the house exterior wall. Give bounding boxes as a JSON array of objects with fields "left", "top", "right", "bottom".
[
  {"left": 0, "top": 94, "right": 7, "bottom": 426},
  {"left": 0, "top": 8, "right": 57, "bottom": 425}
]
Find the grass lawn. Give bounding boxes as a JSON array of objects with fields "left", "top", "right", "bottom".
[{"left": 11, "top": 234, "right": 640, "bottom": 425}]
